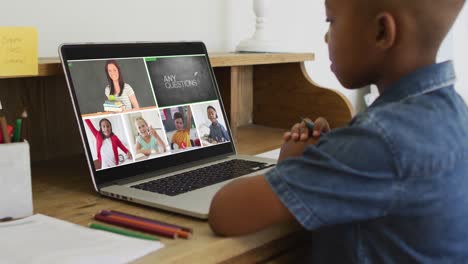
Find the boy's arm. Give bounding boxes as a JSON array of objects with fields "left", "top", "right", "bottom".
[
  {"left": 209, "top": 174, "right": 295, "bottom": 236},
  {"left": 209, "top": 140, "right": 309, "bottom": 236},
  {"left": 278, "top": 138, "right": 313, "bottom": 162}
]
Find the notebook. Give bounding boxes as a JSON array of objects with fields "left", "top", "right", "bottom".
[{"left": 59, "top": 42, "right": 276, "bottom": 219}]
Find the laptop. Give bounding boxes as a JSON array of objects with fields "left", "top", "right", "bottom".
[{"left": 59, "top": 42, "right": 276, "bottom": 219}]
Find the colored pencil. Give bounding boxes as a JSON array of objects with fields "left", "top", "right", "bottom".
[
  {"left": 94, "top": 213, "right": 177, "bottom": 239},
  {"left": 97, "top": 212, "right": 191, "bottom": 239},
  {"left": 0, "top": 100, "right": 10, "bottom": 143},
  {"left": 89, "top": 222, "right": 159, "bottom": 241},
  {"left": 13, "top": 118, "right": 22, "bottom": 142},
  {"left": 19, "top": 108, "right": 28, "bottom": 142},
  {"left": 105, "top": 210, "right": 193, "bottom": 233},
  {"left": 94, "top": 213, "right": 180, "bottom": 239}
]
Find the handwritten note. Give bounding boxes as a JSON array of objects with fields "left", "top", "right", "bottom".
[{"left": 0, "top": 27, "right": 38, "bottom": 77}]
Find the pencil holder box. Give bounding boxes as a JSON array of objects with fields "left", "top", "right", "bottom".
[{"left": 0, "top": 140, "right": 33, "bottom": 219}]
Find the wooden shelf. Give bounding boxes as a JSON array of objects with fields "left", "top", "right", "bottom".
[
  {"left": 210, "top": 53, "right": 314, "bottom": 67},
  {"left": 0, "top": 53, "right": 316, "bottom": 79}
]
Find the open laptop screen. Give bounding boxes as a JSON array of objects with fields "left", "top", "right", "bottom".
[{"left": 60, "top": 42, "right": 235, "bottom": 187}]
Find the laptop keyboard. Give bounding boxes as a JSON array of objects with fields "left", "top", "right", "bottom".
[{"left": 130, "top": 159, "right": 274, "bottom": 196}]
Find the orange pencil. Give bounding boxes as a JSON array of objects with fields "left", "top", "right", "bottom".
[
  {"left": 104, "top": 213, "right": 192, "bottom": 239},
  {"left": 107, "top": 210, "right": 193, "bottom": 233},
  {"left": 95, "top": 212, "right": 191, "bottom": 239}
]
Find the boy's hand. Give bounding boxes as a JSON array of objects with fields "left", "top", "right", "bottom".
[
  {"left": 283, "top": 117, "right": 331, "bottom": 142},
  {"left": 311, "top": 117, "right": 331, "bottom": 137},
  {"left": 278, "top": 139, "right": 310, "bottom": 163}
]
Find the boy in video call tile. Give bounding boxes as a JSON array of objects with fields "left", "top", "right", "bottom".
[
  {"left": 171, "top": 106, "right": 192, "bottom": 149},
  {"left": 207, "top": 105, "right": 230, "bottom": 143}
]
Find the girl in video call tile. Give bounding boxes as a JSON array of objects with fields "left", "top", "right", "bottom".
[
  {"left": 104, "top": 60, "right": 140, "bottom": 110},
  {"left": 134, "top": 116, "right": 167, "bottom": 156},
  {"left": 85, "top": 118, "right": 132, "bottom": 169}
]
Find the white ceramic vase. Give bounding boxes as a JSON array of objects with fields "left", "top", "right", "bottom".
[{"left": 236, "top": 0, "right": 282, "bottom": 52}]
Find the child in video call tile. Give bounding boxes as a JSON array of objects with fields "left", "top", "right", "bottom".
[
  {"left": 104, "top": 60, "right": 140, "bottom": 110},
  {"left": 171, "top": 107, "right": 192, "bottom": 149},
  {"left": 207, "top": 106, "right": 230, "bottom": 143},
  {"left": 85, "top": 118, "right": 132, "bottom": 169},
  {"left": 134, "top": 116, "right": 166, "bottom": 156}
]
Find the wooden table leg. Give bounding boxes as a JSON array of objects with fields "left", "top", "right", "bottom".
[{"left": 230, "top": 65, "right": 253, "bottom": 139}]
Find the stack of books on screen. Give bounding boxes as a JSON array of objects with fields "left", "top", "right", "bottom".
[
  {"left": 94, "top": 210, "right": 193, "bottom": 239},
  {"left": 103, "top": 100, "right": 124, "bottom": 112}
]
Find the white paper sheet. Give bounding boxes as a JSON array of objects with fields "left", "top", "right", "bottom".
[
  {"left": 0, "top": 214, "right": 164, "bottom": 264},
  {"left": 255, "top": 148, "right": 280, "bottom": 160}
]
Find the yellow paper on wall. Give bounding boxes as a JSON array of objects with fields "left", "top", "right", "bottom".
[{"left": 0, "top": 27, "right": 38, "bottom": 77}]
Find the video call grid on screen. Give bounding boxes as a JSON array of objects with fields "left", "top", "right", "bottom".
[{"left": 68, "top": 54, "right": 232, "bottom": 171}]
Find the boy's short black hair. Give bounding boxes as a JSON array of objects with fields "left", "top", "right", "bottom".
[
  {"left": 173, "top": 112, "right": 183, "bottom": 121},
  {"left": 207, "top": 105, "right": 218, "bottom": 118},
  {"left": 207, "top": 105, "right": 216, "bottom": 112}
]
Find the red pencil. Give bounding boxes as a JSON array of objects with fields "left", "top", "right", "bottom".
[
  {"left": 94, "top": 213, "right": 178, "bottom": 239},
  {"left": 105, "top": 210, "right": 193, "bottom": 233},
  {"left": 102, "top": 213, "right": 192, "bottom": 239},
  {"left": 106, "top": 212, "right": 191, "bottom": 238}
]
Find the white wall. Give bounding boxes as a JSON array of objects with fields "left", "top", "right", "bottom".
[
  {"left": 437, "top": 3, "right": 468, "bottom": 104},
  {"left": 2, "top": 0, "right": 365, "bottom": 113},
  {"left": 0, "top": 0, "right": 228, "bottom": 56},
  {"left": 452, "top": 3, "right": 468, "bottom": 104},
  {"left": 227, "top": 0, "right": 367, "bottom": 114},
  {"left": 236, "top": 0, "right": 468, "bottom": 112},
  {"left": 3, "top": 0, "right": 464, "bottom": 113}
]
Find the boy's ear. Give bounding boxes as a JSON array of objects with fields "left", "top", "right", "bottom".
[{"left": 375, "top": 12, "right": 397, "bottom": 50}]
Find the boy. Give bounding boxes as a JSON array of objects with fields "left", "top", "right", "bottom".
[
  {"left": 171, "top": 106, "right": 192, "bottom": 149},
  {"left": 207, "top": 105, "right": 230, "bottom": 143},
  {"left": 209, "top": 0, "right": 468, "bottom": 263}
]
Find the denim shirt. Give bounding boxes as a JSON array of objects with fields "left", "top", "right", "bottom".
[{"left": 265, "top": 61, "right": 468, "bottom": 263}]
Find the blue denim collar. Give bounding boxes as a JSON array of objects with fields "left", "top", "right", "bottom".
[{"left": 370, "top": 61, "right": 456, "bottom": 108}]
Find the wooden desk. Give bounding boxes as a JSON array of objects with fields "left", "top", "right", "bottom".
[
  {"left": 33, "top": 127, "right": 309, "bottom": 264},
  {"left": 1, "top": 53, "right": 353, "bottom": 263}
]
